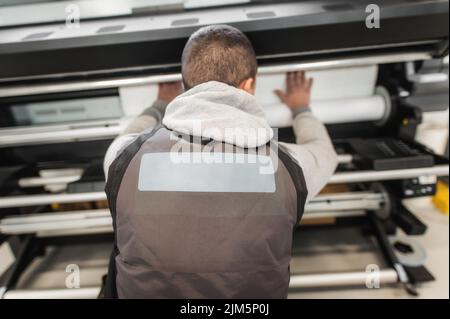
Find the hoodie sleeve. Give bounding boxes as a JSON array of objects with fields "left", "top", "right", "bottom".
[
  {"left": 122, "top": 99, "right": 168, "bottom": 134},
  {"left": 279, "top": 108, "right": 338, "bottom": 202},
  {"left": 103, "top": 100, "right": 168, "bottom": 179}
]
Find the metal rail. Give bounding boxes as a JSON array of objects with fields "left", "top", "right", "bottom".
[
  {"left": 289, "top": 269, "right": 398, "bottom": 288},
  {"left": 2, "top": 269, "right": 398, "bottom": 298},
  {"left": 0, "top": 52, "right": 430, "bottom": 98},
  {"left": 329, "top": 165, "right": 449, "bottom": 184},
  {"left": 3, "top": 287, "right": 101, "bottom": 299},
  {"left": 0, "top": 209, "right": 111, "bottom": 234},
  {"left": 0, "top": 124, "right": 124, "bottom": 147},
  {"left": 308, "top": 192, "right": 384, "bottom": 212},
  {"left": 0, "top": 192, "right": 107, "bottom": 209}
]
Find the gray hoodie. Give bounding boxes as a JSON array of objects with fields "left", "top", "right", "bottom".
[{"left": 104, "top": 81, "right": 338, "bottom": 202}]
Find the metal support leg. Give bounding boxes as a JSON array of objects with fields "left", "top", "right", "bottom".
[
  {"left": 368, "top": 212, "right": 419, "bottom": 296},
  {"left": 0, "top": 235, "right": 36, "bottom": 298}
]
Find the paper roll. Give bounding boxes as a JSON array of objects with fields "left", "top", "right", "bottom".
[
  {"left": 119, "top": 65, "right": 383, "bottom": 126},
  {"left": 311, "top": 95, "right": 387, "bottom": 125},
  {"left": 258, "top": 65, "right": 384, "bottom": 127},
  {"left": 263, "top": 95, "right": 388, "bottom": 127},
  {"left": 255, "top": 65, "right": 378, "bottom": 104}
]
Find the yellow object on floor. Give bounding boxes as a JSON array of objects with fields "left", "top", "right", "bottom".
[{"left": 433, "top": 180, "right": 449, "bottom": 215}]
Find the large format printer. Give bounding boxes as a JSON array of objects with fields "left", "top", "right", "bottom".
[{"left": 0, "top": 0, "right": 448, "bottom": 298}]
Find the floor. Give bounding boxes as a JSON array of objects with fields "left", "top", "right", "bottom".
[{"left": 15, "top": 243, "right": 110, "bottom": 290}]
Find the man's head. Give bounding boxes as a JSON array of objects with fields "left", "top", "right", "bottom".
[{"left": 181, "top": 25, "right": 257, "bottom": 94}]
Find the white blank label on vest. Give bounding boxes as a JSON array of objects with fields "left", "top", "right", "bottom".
[{"left": 138, "top": 152, "right": 276, "bottom": 193}]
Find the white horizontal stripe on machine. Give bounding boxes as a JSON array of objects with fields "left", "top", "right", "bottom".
[
  {"left": 0, "top": 209, "right": 111, "bottom": 234},
  {"left": 329, "top": 164, "right": 450, "bottom": 184},
  {"left": 37, "top": 226, "right": 114, "bottom": 238},
  {"left": 307, "top": 192, "right": 384, "bottom": 212},
  {"left": 0, "top": 52, "right": 430, "bottom": 98},
  {"left": 0, "top": 118, "right": 123, "bottom": 135},
  {"left": 2, "top": 287, "right": 101, "bottom": 299},
  {"left": 1, "top": 209, "right": 110, "bottom": 225},
  {"left": 289, "top": 269, "right": 398, "bottom": 288},
  {"left": 0, "top": 123, "right": 124, "bottom": 147},
  {"left": 301, "top": 210, "right": 366, "bottom": 220},
  {"left": 19, "top": 175, "right": 83, "bottom": 188},
  {"left": 0, "top": 192, "right": 107, "bottom": 209},
  {"left": 259, "top": 52, "right": 430, "bottom": 75}
]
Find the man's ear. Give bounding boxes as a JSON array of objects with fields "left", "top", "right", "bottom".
[{"left": 238, "top": 78, "right": 256, "bottom": 95}]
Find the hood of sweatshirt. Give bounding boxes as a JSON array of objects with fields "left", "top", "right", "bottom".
[{"left": 162, "top": 81, "right": 273, "bottom": 148}]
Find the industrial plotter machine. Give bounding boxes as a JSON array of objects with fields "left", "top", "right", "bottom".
[{"left": 0, "top": 0, "right": 449, "bottom": 298}]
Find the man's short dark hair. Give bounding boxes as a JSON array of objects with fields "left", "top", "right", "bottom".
[{"left": 181, "top": 25, "right": 257, "bottom": 90}]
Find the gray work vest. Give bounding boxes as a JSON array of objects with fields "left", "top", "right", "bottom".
[{"left": 104, "top": 126, "right": 307, "bottom": 298}]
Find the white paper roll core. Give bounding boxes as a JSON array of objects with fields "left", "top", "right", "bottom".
[{"left": 311, "top": 95, "right": 387, "bottom": 125}]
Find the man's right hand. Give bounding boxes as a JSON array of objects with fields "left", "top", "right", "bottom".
[
  {"left": 158, "top": 81, "right": 182, "bottom": 103},
  {"left": 274, "top": 71, "right": 313, "bottom": 111}
]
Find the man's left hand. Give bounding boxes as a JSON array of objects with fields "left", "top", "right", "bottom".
[{"left": 274, "top": 71, "right": 313, "bottom": 110}]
